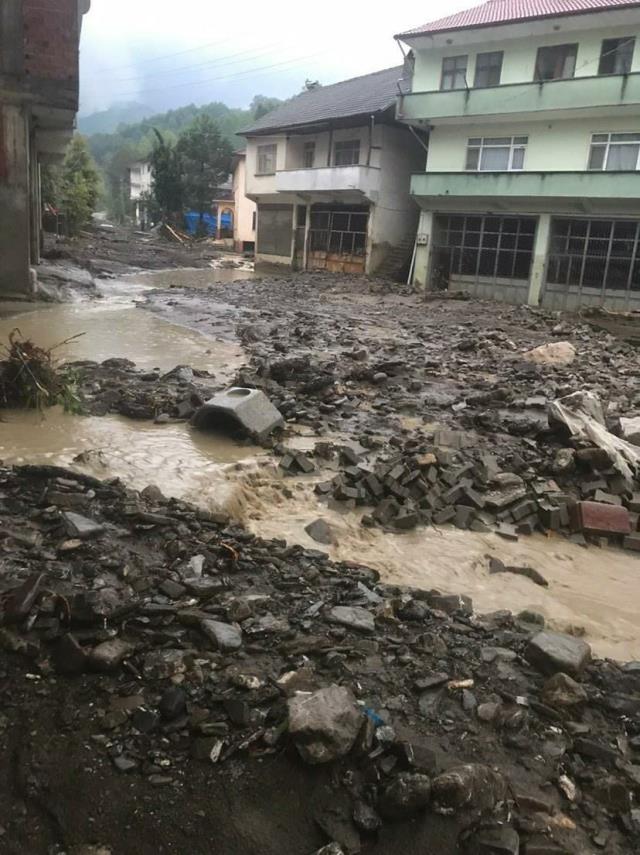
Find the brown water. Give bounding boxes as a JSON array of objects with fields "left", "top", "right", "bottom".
[{"left": 1, "top": 269, "right": 639, "bottom": 660}]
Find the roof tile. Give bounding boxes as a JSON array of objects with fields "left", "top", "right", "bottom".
[
  {"left": 241, "top": 66, "right": 405, "bottom": 135},
  {"left": 398, "top": 0, "right": 640, "bottom": 38}
]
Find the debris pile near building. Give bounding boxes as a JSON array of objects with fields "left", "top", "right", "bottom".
[{"left": 0, "top": 464, "right": 639, "bottom": 853}]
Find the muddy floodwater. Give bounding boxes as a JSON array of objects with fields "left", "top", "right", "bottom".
[{"left": 1, "top": 268, "right": 639, "bottom": 661}]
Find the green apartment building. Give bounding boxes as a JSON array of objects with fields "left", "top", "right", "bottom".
[{"left": 397, "top": 0, "right": 640, "bottom": 310}]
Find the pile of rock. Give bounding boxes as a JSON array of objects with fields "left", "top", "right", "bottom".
[{"left": 0, "top": 464, "right": 638, "bottom": 853}]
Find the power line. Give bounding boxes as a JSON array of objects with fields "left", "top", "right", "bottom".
[
  {"left": 85, "top": 41, "right": 289, "bottom": 84},
  {"left": 85, "top": 31, "right": 254, "bottom": 73},
  {"left": 106, "top": 49, "right": 331, "bottom": 99}
]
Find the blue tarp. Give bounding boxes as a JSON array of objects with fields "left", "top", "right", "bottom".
[{"left": 184, "top": 210, "right": 233, "bottom": 236}]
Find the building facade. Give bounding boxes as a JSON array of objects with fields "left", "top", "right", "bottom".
[
  {"left": 242, "top": 68, "right": 425, "bottom": 278},
  {"left": 128, "top": 160, "right": 152, "bottom": 228},
  {"left": 232, "top": 150, "right": 256, "bottom": 253},
  {"left": 397, "top": 0, "right": 640, "bottom": 310},
  {"left": 0, "top": 0, "right": 90, "bottom": 296}
]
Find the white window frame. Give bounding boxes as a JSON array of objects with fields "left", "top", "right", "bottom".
[
  {"left": 334, "top": 139, "right": 360, "bottom": 167},
  {"left": 256, "top": 144, "right": 277, "bottom": 176},
  {"left": 465, "top": 136, "right": 528, "bottom": 171},
  {"left": 588, "top": 132, "right": 640, "bottom": 171}
]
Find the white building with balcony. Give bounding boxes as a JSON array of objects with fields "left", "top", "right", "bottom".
[
  {"left": 241, "top": 68, "right": 425, "bottom": 277},
  {"left": 397, "top": 0, "right": 640, "bottom": 310}
]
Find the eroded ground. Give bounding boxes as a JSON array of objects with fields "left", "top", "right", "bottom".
[{"left": 1, "top": 234, "right": 640, "bottom": 854}]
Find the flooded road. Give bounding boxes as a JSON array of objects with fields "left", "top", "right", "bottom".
[{"left": 1, "top": 267, "right": 639, "bottom": 660}]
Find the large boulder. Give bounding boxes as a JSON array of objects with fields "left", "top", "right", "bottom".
[
  {"left": 288, "top": 685, "right": 363, "bottom": 764},
  {"left": 525, "top": 631, "right": 591, "bottom": 677},
  {"left": 523, "top": 341, "right": 576, "bottom": 366}
]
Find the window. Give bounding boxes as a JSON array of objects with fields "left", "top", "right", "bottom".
[
  {"left": 251, "top": 211, "right": 256, "bottom": 232},
  {"left": 441, "top": 55, "right": 468, "bottom": 90},
  {"left": 433, "top": 214, "right": 536, "bottom": 282},
  {"left": 334, "top": 139, "right": 360, "bottom": 166},
  {"left": 588, "top": 132, "right": 640, "bottom": 170},
  {"left": 474, "top": 51, "right": 503, "bottom": 87},
  {"left": 302, "top": 141, "right": 315, "bottom": 168},
  {"left": 599, "top": 37, "right": 635, "bottom": 75},
  {"left": 466, "top": 136, "right": 528, "bottom": 171},
  {"left": 534, "top": 43, "right": 577, "bottom": 81},
  {"left": 256, "top": 144, "right": 277, "bottom": 175},
  {"left": 547, "top": 218, "right": 640, "bottom": 293}
]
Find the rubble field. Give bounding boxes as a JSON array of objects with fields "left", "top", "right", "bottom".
[{"left": 2, "top": 243, "right": 640, "bottom": 854}]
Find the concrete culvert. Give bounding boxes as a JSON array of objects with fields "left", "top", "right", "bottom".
[{"left": 191, "top": 387, "right": 284, "bottom": 442}]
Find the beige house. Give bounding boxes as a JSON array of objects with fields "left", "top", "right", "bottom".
[
  {"left": 232, "top": 150, "right": 256, "bottom": 253},
  {"left": 241, "top": 68, "right": 425, "bottom": 278}
]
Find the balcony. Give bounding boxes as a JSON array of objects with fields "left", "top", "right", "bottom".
[
  {"left": 410, "top": 170, "right": 640, "bottom": 201},
  {"left": 275, "top": 165, "right": 380, "bottom": 199},
  {"left": 400, "top": 72, "right": 640, "bottom": 122}
]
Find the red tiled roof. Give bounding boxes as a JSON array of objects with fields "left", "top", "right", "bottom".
[{"left": 397, "top": 0, "right": 640, "bottom": 38}]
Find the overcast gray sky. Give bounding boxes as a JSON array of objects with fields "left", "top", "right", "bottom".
[{"left": 79, "top": 0, "right": 471, "bottom": 116}]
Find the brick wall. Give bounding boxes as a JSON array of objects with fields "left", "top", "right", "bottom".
[{"left": 23, "top": 0, "right": 79, "bottom": 82}]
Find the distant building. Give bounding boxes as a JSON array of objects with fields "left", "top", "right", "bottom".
[
  {"left": 128, "top": 160, "right": 152, "bottom": 228},
  {"left": 397, "top": 0, "right": 640, "bottom": 310},
  {"left": 241, "top": 67, "right": 425, "bottom": 278},
  {"left": 232, "top": 150, "right": 256, "bottom": 253},
  {"left": 0, "top": 0, "right": 90, "bottom": 296}
]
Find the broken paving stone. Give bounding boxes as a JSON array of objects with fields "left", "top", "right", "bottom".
[
  {"left": 525, "top": 631, "right": 591, "bottom": 678},
  {"left": 89, "top": 638, "right": 134, "bottom": 672},
  {"left": 305, "top": 518, "right": 335, "bottom": 545},
  {"left": 61, "top": 511, "right": 105, "bottom": 539},
  {"left": 467, "top": 826, "right": 520, "bottom": 855},
  {"left": 431, "top": 764, "right": 508, "bottom": 818},
  {"left": 288, "top": 685, "right": 363, "bottom": 764},
  {"left": 200, "top": 619, "right": 242, "bottom": 651},
  {"left": 328, "top": 606, "right": 375, "bottom": 634},
  {"left": 159, "top": 686, "right": 187, "bottom": 721},
  {"left": 541, "top": 672, "right": 588, "bottom": 710},
  {"left": 378, "top": 773, "right": 432, "bottom": 819}
]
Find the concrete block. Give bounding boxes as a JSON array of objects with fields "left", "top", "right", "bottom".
[
  {"left": 192, "top": 387, "right": 283, "bottom": 441},
  {"left": 572, "top": 501, "right": 631, "bottom": 535}
]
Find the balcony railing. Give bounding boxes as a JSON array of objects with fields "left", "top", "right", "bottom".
[
  {"left": 275, "top": 165, "right": 380, "bottom": 198},
  {"left": 410, "top": 170, "right": 640, "bottom": 199},
  {"left": 399, "top": 72, "right": 640, "bottom": 122}
]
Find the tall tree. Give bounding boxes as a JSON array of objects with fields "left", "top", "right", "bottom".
[
  {"left": 58, "top": 136, "right": 101, "bottom": 234},
  {"left": 176, "top": 115, "right": 232, "bottom": 229},
  {"left": 250, "top": 94, "right": 283, "bottom": 120},
  {"left": 149, "top": 130, "right": 183, "bottom": 220}
]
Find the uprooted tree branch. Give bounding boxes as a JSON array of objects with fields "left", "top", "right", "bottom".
[{"left": 0, "top": 329, "right": 84, "bottom": 412}]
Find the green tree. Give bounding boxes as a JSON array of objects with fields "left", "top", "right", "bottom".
[
  {"left": 250, "top": 94, "right": 283, "bottom": 120},
  {"left": 59, "top": 136, "right": 100, "bottom": 233},
  {"left": 149, "top": 130, "right": 183, "bottom": 220},
  {"left": 176, "top": 115, "right": 232, "bottom": 230}
]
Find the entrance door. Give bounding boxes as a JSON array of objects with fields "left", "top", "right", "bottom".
[{"left": 307, "top": 205, "right": 369, "bottom": 274}]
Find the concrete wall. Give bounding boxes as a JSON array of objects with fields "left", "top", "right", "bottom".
[
  {"left": 368, "top": 125, "right": 424, "bottom": 274},
  {"left": 426, "top": 114, "right": 640, "bottom": 173},
  {"left": 23, "top": 0, "right": 80, "bottom": 85},
  {"left": 232, "top": 155, "right": 256, "bottom": 249},
  {"left": 412, "top": 20, "right": 640, "bottom": 92},
  {"left": 0, "top": 106, "right": 32, "bottom": 297}
]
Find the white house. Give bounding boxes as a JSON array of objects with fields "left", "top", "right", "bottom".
[
  {"left": 396, "top": 0, "right": 640, "bottom": 310},
  {"left": 232, "top": 149, "right": 256, "bottom": 253},
  {"left": 241, "top": 68, "right": 426, "bottom": 278},
  {"left": 128, "top": 160, "right": 152, "bottom": 227}
]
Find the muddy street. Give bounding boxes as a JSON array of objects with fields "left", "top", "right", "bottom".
[{"left": 1, "top": 247, "right": 640, "bottom": 854}]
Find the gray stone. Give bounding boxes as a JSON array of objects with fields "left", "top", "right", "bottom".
[
  {"left": 541, "top": 672, "right": 588, "bottom": 710},
  {"left": 288, "top": 685, "right": 363, "bottom": 764},
  {"left": 192, "top": 387, "right": 283, "bottom": 441},
  {"left": 200, "top": 619, "right": 243, "bottom": 651},
  {"left": 61, "top": 511, "right": 104, "bottom": 539},
  {"left": 525, "top": 631, "right": 591, "bottom": 677},
  {"left": 470, "top": 827, "right": 520, "bottom": 855},
  {"left": 89, "top": 639, "right": 134, "bottom": 672},
  {"left": 305, "top": 518, "right": 335, "bottom": 545},
  {"left": 329, "top": 605, "right": 375, "bottom": 634},
  {"left": 378, "top": 772, "right": 432, "bottom": 819}
]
